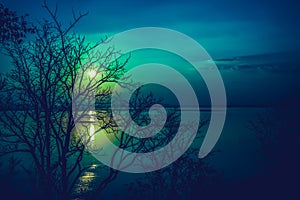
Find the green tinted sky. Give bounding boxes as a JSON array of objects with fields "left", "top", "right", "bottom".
[{"left": 1, "top": 0, "right": 299, "bottom": 59}]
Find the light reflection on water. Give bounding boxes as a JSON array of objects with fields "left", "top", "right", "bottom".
[
  {"left": 73, "top": 111, "right": 100, "bottom": 199},
  {"left": 72, "top": 108, "right": 266, "bottom": 198},
  {"left": 73, "top": 166, "right": 99, "bottom": 200}
]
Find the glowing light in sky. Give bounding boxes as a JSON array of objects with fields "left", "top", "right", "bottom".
[{"left": 88, "top": 69, "right": 97, "bottom": 78}]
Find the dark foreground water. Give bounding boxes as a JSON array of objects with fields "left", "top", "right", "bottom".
[
  {"left": 0, "top": 104, "right": 299, "bottom": 199},
  {"left": 71, "top": 106, "right": 298, "bottom": 199}
]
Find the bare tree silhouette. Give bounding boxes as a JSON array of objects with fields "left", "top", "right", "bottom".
[
  {"left": 0, "top": 2, "right": 35, "bottom": 47},
  {"left": 0, "top": 2, "right": 126, "bottom": 199},
  {"left": 0, "top": 3, "right": 219, "bottom": 200}
]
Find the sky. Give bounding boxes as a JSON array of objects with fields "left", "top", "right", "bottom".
[
  {"left": 1, "top": 0, "right": 300, "bottom": 106},
  {"left": 1, "top": 0, "right": 300, "bottom": 58}
]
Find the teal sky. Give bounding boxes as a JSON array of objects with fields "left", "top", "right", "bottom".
[
  {"left": 1, "top": 0, "right": 299, "bottom": 59},
  {"left": 1, "top": 0, "right": 299, "bottom": 106}
]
